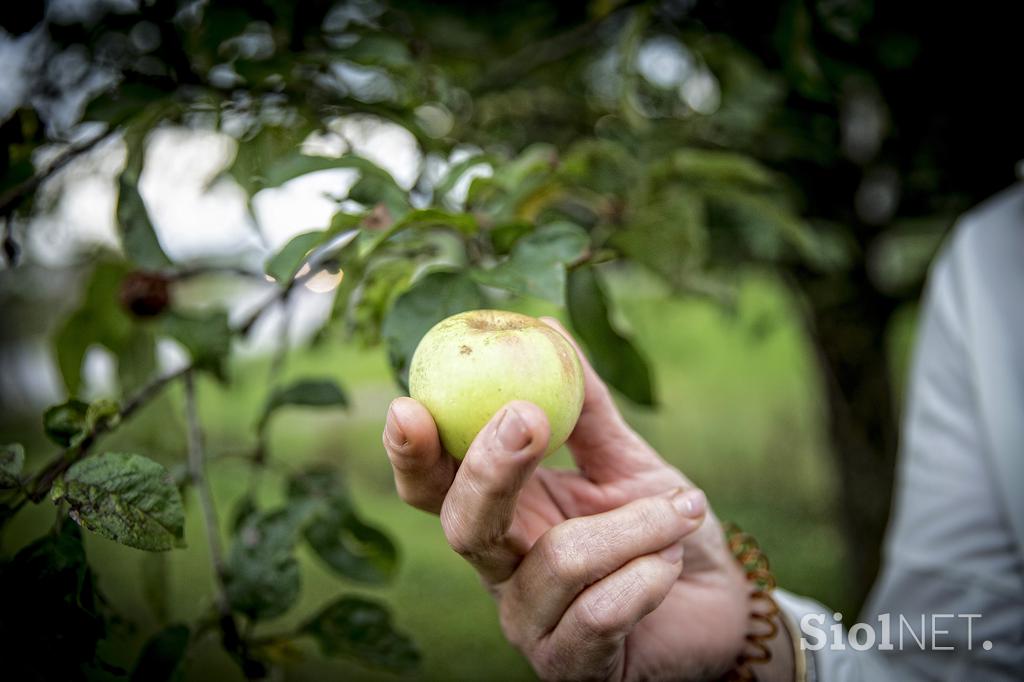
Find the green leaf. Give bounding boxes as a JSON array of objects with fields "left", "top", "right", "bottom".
[
  {"left": 225, "top": 501, "right": 320, "bottom": 620},
  {"left": 55, "top": 262, "right": 127, "bottom": 394},
  {"left": 381, "top": 270, "right": 484, "bottom": 389},
  {"left": 289, "top": 468, "right": 397, "bottom": 584},
  {"left": 265, "top": 231, "right": 326, "bottom": 283},
  {"left": 434, "top": 153, "right": 496, "bottom": 201},
  {"left": 667, "top": 149, "right": 779, "bottom": 189},
  {"left": 613, "top": 190, "right": 707, "bottom": 289},
  {"left": 228, "top": 123, "right": 316, "bottom": 196},
  {"left": 192, "top": 5, "right": 251, "bottom": 59},
  {"left": 264, "top": 212, "right": 366, "bottom": 285},
  {"left": 55, "top": 261, "right": 157, "bottom": 395},
  {"left": 130, "top": 625, "right": 190, "bottom": 682},
  {"left": 302, "top": 596, "right": 420, "bottom": 672},
  {"left": 43, "top": 399, "right": 89, "bottom": 447},
  {"left": 348, "top": 258, "right": 415, "bottom": 345},
  {"left": 235, "top": 151, "right": 406, "bottom": 216},
  {"left": 119, "top": 128, "right": 172, "bottom": 270},
  {"left": 357, "top": 208, "right": 479, "bottom": 261},
  {"left": 0, "top": 443, "right": 25, "bottom": 488},
  {"left": 493, "top": 143, "right": 559, "bottom": 191},
  {"left": 480, "top": 144, "right": 561, "bottom": 219},
  {"left": 86, "top": 398, "right": 121, "bottom": 431},
  {"left": 260, "top": 153, "right": 350, "bottom": 190},
  {"left": 51, "top": 452, "right": 186, "bottom": 551},
  {"left": 868, "top": 217, "right": 950, "bottom": 294},
  {"left": 567, "top": 266, "right": 654, "bottom": 406},
  {"left": 473, "top": 221, "right": 590, "bottom": 303},
  {"left": 83, "top": 84, "right": 169, "bottom": 127},
  {"left": 704, "top": 188, "right": 819, "bottom": 265},
  {"left": 560, "top": 139, "right": 637, "bottom": 196},
  {"left": 0, "top": 522, "right": 106, "bottom": 679},
  {"left": 259, "top": 378, "right": 349, "bottom": 431},
  {"left": 230, "top": 493, "right": 259, "bottom": 533},
  {"left": 42, "top": 399, "right": 121, "bottom": 450},
  {"left": 158, "top": 310, "right": 231, "bottom": 380},
  {"left": 342, "top": 35, "right": 413, "bottom": 68},
  {"left": 485, "top": 220, "right": 531, "bottom": 255},
  {"left": 776, "top": 0, "right": 829, "bottom": 101},
  {"left": 348, "top": 175, "right": 409, "bottom": 220}
]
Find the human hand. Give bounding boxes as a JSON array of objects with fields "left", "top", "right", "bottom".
[{"left": 382, "top": 318, "right": 754, "bottom": 680}]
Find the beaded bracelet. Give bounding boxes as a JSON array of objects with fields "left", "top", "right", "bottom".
[{"left": 719, "top": 522, "right": 782, "bottom": 682}]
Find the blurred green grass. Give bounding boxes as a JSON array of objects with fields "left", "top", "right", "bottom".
[{"left": 4, "top": 269, "right": 858, "bottom": 681}]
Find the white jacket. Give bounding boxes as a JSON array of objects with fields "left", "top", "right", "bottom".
[{"left": 776, "top": 184, "right": 1024, "bottom": 680}]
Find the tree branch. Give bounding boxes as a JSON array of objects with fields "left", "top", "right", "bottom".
[
  {"left": 26, "top": 256, "right": 325, "bottom": 502},
  {"left": 184, "top": 370, "right": 264, "bottom": 678},
  {"left": 471, "top": 0, "right": 645, "bottom": 95},
  {"left": 166, "top": 264, "right": 266, "bottom": 281},
  {"left": 235, "top": 263, "right": 322, "bottom": 336},
  {"left": 183, "top": 372, "right": 232, "bottom": 617},
  {"left": 27, "top": 363, "right": 191, "bottom": 502},
  {"left": 0, "top": 129, "right": 117, "bottom": 219}
]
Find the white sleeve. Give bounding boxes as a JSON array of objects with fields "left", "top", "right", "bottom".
[{"left": 775, "top": 225, "right": 1024, "bottom": 680}]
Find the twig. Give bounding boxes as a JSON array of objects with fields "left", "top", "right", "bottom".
[
  {"left": 2, "top": 217, "right": 19, "bottom": 266},
  {"left": 183, "top": 370, "right": 249, "bottom": 668},
  {"left": 267, "top": 298, "right": 293, "bottom": 382},
  {"left": 472, "top": 0, "right": 645, "bottom": 94},
  {"left": 245, "top": 297, "right": 293, "bottom": 492},
  {"left": 166, "top": 264, "right": 266, "bottom": 281},
  {"left": 0, "top": 129, "right": 117, "bottom": 218},
  {"left": 235, "top": 263, "right": 321, "bottom": 336},
  {"left": 26, "top": 258, "right": 320, "bottom": 501},
  {"left": 183, "top": 371, "right": 231, "bottom": 613},
  {"left": 28, "top": 364, "right": 191, "bottom": 502}
]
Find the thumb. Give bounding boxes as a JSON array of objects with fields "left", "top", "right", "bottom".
[{"left": 540, "top": 317, "right": 665, "bottom": 482}]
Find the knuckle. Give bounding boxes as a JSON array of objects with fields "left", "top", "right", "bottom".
[
  {"left": 440, "top": 507, "right": 476, "bottom": 557},
  {"left": 531, "top": 647, "right": 565, "bottom": 682},
  {"left": 441, "top": 505, "right": 499, "bottom": 562},
  {"left": 578, "top": 574, "right": 648, "bottom": 639},
  {"left": 539, "top": 523, "right": 588, "bottom": 583},
  {"left": 577, "top": 597, "right": 623, "bottom": 639},
  {"left": 462, "top": 455, "right": 505, "bottom": 498},
  {"left": 497, "top": 596, "right": 526, "bottom": 650},
  {"left": 446, "top": 533, "right": 479, "bottom": 560},
  {"left": 634, "top": 497, "right": 674, "bottom": 535}
]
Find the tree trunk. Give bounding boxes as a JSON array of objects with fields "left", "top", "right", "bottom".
[{"left": 803, "top": 282, "right": 900, "bottom": 614}]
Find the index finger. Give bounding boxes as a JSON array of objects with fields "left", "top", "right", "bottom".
[{"left": 539, "top": 317, "right": 665, "bottom": 482}]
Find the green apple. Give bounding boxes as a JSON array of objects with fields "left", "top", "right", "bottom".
[{"left": 409, "top": 309, "right": 585, "bottom": 459}]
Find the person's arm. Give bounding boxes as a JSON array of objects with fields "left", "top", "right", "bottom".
[
  {"left": 378, "top": 211, "right": 1024, "bottom": 680},
  {"left": 381, "top": 320, "right": 754, "bottom": 681},
  {"left": 775, "top": 219, "right": 1024, "bottom": 680}
]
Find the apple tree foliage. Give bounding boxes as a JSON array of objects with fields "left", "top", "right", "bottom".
[{"left": 0, "top": 0, "right": 1020, "bottom": 678}]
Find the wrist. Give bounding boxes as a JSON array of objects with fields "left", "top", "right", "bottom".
[
  {"left": 756, "top": 610, "right": 798, "bottom": 682},
  {"left": 718, "top": 523, "right": 801, "bottom": 682}
]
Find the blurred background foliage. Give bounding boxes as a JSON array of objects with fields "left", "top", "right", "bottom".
[{"left": 0, "top": 0, "right": 1020, "bottom": 679}]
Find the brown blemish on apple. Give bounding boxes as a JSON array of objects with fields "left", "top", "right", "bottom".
[
  {"left": 459, "top": 344, "right": 473, "bottom": 355},
  {"left": 539, "top": 326, "right": 577, "bottom": 377},
  {"left": 464, "top": 310, "right": 533, "bottom": 333}
]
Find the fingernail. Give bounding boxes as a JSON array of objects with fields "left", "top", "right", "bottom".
[
  {"left": 659, "top": 542, "right": 684, "bottom": 563},
  {"left": 670, "top": 488, "right": 706, "bottom": 519},
  {"left": 496, "top": 407, "right": 531, "bottom": 451},
  {"left": 385, "top": 403, "right": 406, "bottom": 448}
]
